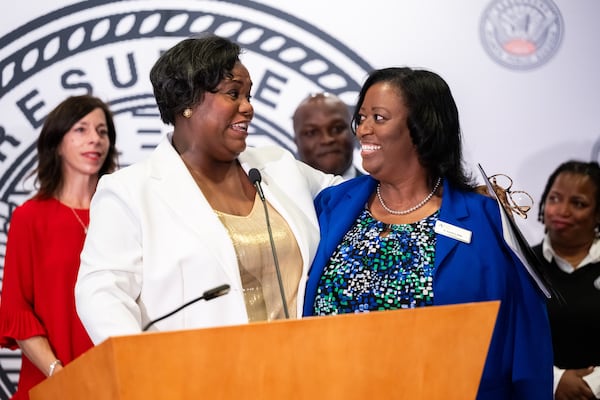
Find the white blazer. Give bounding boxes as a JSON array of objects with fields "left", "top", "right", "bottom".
[{"left": 75, "top": 134, "right": 342, "bottom": 344}]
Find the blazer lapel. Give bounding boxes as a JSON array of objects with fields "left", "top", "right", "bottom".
[
  {"left": 325, "top": 177, "right": 377, "bottom": 260},
  {"left": 237, "top": 154, "right": 315, "bottom": 273},
  {"left": 147, "top": 135, "right": 241, "bottom": 284},
  {"left": 435, "top": 180, "right": 470, "bottom": 269},
  {"left": 148, "top": 136, "right": 218, "bottom": 236}
]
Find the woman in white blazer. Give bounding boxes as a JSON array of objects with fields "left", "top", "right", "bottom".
[{"left": 75, "top": 34, "right": 341, "bottom": 345}]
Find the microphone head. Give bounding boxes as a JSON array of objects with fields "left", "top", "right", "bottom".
[
  {"left": 202, "top": 284, "right": 231, "bottom": 301},
  {"left": 248, "top": 168, "right": 262, "bottom": 185}
]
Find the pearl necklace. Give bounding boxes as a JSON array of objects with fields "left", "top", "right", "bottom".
[
  {"left": 376, "top": 177, "right": 442, "bottom": 215},
  {"left": 68, "top": 206, "right": 88, "bottom": 234}
]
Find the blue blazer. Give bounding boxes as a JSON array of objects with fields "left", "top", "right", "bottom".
[{"left": 304, "top": 175, "right": 553, "bottom": 400}]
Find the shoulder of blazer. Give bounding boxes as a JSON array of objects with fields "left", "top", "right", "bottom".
[
  {"left": 97, "top": 136, "right": 175, "bottom": 192},
  {"left": 440, "top": 182, "right": 501, "bottom": 222},
  {"left": 238, "top": 145, "right": 294, "bottom": 167},
  {"left": 315, "top": 175, "right": 376, "bottom": 214}
]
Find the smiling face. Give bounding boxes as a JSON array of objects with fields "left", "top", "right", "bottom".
[
  {"left": 354, "top": 82, "right": 419, "bottom": 181},
  {"left": 177, "top": 61, "right": 254, "bottom": 162},
  {"left": 293, "top": 94, "right": 354, "bottom": 175},
  {"left": 543, "top": 171, "right": 599, "bottom": 247},
  {"left": 58, "top": 107, "right": 110, "bottom": 179}
]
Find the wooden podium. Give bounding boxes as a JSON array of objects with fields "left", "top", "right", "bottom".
[{"left": 30, "top": 301, "right": 499, "bottom": 400}]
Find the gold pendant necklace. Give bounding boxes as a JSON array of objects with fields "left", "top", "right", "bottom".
[{"left": 68, "top": 206, "right": 88, "bottom": 234}]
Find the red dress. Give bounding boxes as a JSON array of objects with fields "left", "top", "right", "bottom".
[{"left": 0, "top": 198, "right": 93, "bottom": 399}]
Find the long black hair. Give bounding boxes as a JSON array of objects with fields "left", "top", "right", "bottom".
[{"left": 351, "top": 67, "right": 475, "bottom": 190}]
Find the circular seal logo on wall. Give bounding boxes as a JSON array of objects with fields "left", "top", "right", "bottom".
[
  {"left": 0, "top": 0, "right": 372, "bottom": 394},
  {"left": 480, "top": 0, "right": 564, "bottom": 70}
]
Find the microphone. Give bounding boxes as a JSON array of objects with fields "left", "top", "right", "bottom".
[
  {"left": 248, "top": 168, "right": 290, "bottom": 319},
  {"left": 249, "top": 168, "right": 265, "bottom": 201},
  {"left": 142, "top": 284, "right": 230, "bottom": 331}
]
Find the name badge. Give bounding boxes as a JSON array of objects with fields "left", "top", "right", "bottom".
[{"left": 434, "top": 220, "right": 472, "bottom": 244}]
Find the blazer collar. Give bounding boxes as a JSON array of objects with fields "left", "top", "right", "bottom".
[
  {"left": 147, "top": 134, "right": 217, "bottom": 234},
  {"left": 435, "top": 180, "right": 470, "bottom": 268}
]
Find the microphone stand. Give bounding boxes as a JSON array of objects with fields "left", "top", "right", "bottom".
[{"left": 249, "top": 168, "right": 290, "bottom": 319}]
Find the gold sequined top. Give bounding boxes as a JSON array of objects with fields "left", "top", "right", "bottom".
[{"left": 214, "top": 195, "right": 302, "bottom": 321}]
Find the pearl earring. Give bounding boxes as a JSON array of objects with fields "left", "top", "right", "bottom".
[{"left": 183, "top": 108, "right": 192, "bottom": 118}]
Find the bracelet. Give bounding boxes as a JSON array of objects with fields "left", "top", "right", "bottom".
[{"left": 48, "top": 359, "right": 62, "bottom": 377}]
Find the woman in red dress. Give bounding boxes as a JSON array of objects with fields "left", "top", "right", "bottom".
[{"left": 0, "top": 95, "right": 118, "bottom": 399}]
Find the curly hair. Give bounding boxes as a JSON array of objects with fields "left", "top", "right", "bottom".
[{"left": 149, "top": 34, "right": 241, "bottom": 125}]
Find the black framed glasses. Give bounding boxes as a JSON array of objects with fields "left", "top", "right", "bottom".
[{"left": 488, "top": 174, "right": 534, "bottom": 219}]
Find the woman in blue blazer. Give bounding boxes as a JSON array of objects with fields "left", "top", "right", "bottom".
[{"left": 303, "top": 67, "right": 553, "bottom": 399}]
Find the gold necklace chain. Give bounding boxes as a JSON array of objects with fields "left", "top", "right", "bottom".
[
  {"left": 68, "top": 206, "right": 88, "bottom": 234},
  {"left": 376, "top": 177, "right": 442, "bottom": 215}
]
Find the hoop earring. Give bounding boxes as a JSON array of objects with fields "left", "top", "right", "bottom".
[{"left": 183, "top": 108, "right": 192, "bottom": 119}]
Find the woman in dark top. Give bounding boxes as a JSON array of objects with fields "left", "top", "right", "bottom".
[{"left": 533, "top": 160, "right": 600, "bottom": 400}]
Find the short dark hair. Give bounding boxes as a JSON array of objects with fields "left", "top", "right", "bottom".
[
  {"left": 34, "top": 95, "right": 118, "bottom": 199},
  {"left": 351, "top": 67, "right": 474, "bottom": 190},
  {"left": 150, "top": 34, "right": 242, "bottom": 125},
  {"left": 538, "top": 160, "right": 600, "bottom": 232}
]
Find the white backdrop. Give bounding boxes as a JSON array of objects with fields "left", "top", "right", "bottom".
[
  {"left": 252, "top": 0, "right": 600, "bottom": 244},
  {"left": 0, "top": 0, "right": 599, "bottom": 395},
  {"left": 2, "top": 0, "right": 599, "bottom": 241}
]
